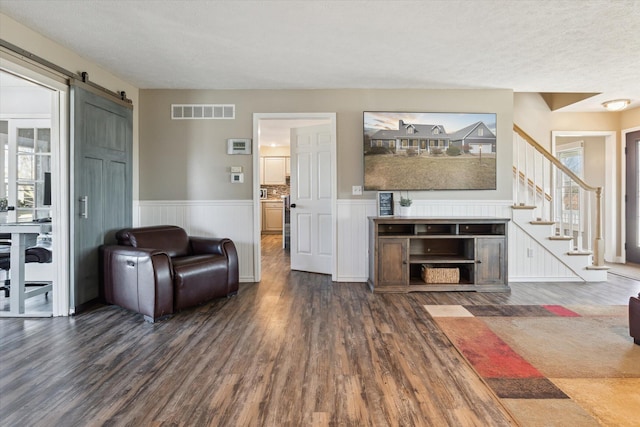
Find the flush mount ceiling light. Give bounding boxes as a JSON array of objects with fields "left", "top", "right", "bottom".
[{"left": 602, "top": 99, "right": 630, "bottom": 111}]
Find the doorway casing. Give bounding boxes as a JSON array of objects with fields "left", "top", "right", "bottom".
[
  {"left": 551, "top": 130, "right": 617, "bottom": 262},
  {"left": 252, "top": 113, "right": 337, "bottom": 282},
  {"left": 0, "top": 58, "right": 70, "bottom": 316},
  {"left": 622, "top": 126, "right": 640, "bottom": 264}
]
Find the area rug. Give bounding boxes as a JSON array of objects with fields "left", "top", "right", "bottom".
[{"left": 425, "top": 304, "right": 640, "bottom": 427}]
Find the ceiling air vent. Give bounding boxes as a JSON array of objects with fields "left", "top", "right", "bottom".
[{"left": 171, "top": 104, "right": 235, "bottom": 120}]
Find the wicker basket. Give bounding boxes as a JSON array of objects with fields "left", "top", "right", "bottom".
[{"left": 421, "top": 265, "right": 459, "bottom": 284}]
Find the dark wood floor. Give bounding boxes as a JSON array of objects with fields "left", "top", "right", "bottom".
[{"left": 1, "top": 235, "right": 638, "bottom": 426}]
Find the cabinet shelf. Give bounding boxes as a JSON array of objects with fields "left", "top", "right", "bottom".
[
  {"left": 412, "top": 234, "right": 478, "bottom": 239},
  {"left": 377, "top": 224, "right": 415, "bottom": 236},
  {"left": 368, "top": 217, "right": 510, "bottom": 293},
  {"left": 410, "top": 277, "right": 474, "bottom": 286},
  {"left": 409, "top": 255, "right": 474, "bottom": 264}
]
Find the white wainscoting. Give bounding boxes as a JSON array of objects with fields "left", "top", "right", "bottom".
[
  {"left": 335, "top": 199, "right": 579, "bottom": 283},
  {"left": 136, "top": 199, "right": 578, "bottom": 285},
  {"left": 408, "top": 199, "right": 513, "bottom": 218},
  {"left": 135, "top": 200, "right": 255, "bottom": 282},
  {"left": 509, "top": 225, "right": 577, "bottom": 282},
  {"left": 336, "top": 200, "right": 378, "bottom": 282},
  {"left": 336, "top": 199, "right": 517, "bottom": 282}
]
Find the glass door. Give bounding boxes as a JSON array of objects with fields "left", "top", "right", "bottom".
[
  {"left": 16, "top": 126, "right": 52, "bottom": 221},
  {"left": 0, "top": 121, "right": 7, "bottom": 222},
  {"left": 2, "top": 119, "right": 51, "bottom": 222}
]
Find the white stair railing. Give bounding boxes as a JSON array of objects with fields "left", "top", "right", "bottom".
[{"left": 513, "top": 124, "right": 604, "bottom": 267}]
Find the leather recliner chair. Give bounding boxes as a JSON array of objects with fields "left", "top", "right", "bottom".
[
  {"left": 101, "top": 225, "right": 239, "bottom": 322},
  {"left": 631, "top": 293, "right": 640, "bottom": 345}
]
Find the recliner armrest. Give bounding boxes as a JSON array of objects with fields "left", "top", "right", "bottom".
[
  {"left": 190, "top": 237, "right": 232, "bottom": 257},
  {"left": 101, "top": 245, "right": 174, "bottom": 322},
  {"left": 189, "top": 237, "right": 239, "bottom": 295},
  {"left": 630, "top": 294, "right": 640, "bottom": 345}
]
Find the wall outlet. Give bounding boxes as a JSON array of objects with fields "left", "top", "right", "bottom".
[{"left": 352, "top": 185, "right": 363, "bottom": 195}]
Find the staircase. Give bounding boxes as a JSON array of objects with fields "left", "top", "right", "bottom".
[{"left": 512, "top": 125, "right": 608, "bottom": 282}]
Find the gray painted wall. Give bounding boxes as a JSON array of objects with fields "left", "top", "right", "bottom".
[{"left": 139, "top": 89, "right": 514, "bottom": 200}]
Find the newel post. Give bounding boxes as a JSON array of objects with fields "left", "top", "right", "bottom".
[{"left": 593, "top": 187, "right": 605, "bottom": 267}]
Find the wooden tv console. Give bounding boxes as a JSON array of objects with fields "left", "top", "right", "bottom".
[{"left": 368, "top": 217, "right": 510, "bottom": 293}]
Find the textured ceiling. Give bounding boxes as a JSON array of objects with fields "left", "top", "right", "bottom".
[{"left": 1, "top": 0, "right": 639, "bottom": 112}]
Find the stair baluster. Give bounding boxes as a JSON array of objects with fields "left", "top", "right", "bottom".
[{"left": 513, "top": 124, "right": 604, "bottom": 269}]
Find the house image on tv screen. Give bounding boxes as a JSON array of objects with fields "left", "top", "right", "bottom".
[
  {"left": 368, "top": 119, "right": 496, "bottom": 155},
  {"left": 363, "top": 112, "right": 497, "bottom": 191}
]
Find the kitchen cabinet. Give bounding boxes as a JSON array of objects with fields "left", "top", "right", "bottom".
[
  {"left": 262, "top": 157, "right": 287, "bottom": 185},
  {"left": 262, "top": 200, "right": 283, "bottom": 233}
]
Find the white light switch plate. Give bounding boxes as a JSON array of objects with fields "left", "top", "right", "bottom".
[
  {"left": 231, "top": 166, "right": 242, "bottom": 173},
  {"left": 352, "top": 185, "right": 363, "bottom": 195}
]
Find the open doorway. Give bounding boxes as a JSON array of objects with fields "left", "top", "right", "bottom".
[
  {"left": 252, "top": 113, "right": 336, "bottom": 283},
  {"left": 0, "top": 67, "right": 69, "bottom": 317},
  {"left": 551, "top": 131, "right": 617, "bottom": 262}
]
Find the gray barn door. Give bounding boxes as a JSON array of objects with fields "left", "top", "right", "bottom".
[{"left": 70, "top": 83, "right": 132, "bottom": 312}]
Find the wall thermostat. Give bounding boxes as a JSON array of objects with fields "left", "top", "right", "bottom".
[
  {"left": 231, "top": 172, "right": 244, "bottom": 183},
  {"left": 227, "top": 138, "right": 251, "bottom": 155}
]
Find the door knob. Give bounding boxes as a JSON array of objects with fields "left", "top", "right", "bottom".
[{"left": 290, "top": 203, "right": 296, "bottom": 208}]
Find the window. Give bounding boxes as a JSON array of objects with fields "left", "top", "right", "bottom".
[
  {"left": 1, "top": 121, "right": 7, "bottom": 201},
  {"left": 407, "top": 127, "right": 414, "bottom": 134},
  {"left": 559, "top": 147, "right": 583, "bottom": 176},
  {"left": 16, "top": 127, "right": 51, "bottom": 221},
  {"left": 557, "top": 146, "right": 583, "bottom": 226},
  {"left": 478, "top": 128, "right": 484, "bottom": 136}
]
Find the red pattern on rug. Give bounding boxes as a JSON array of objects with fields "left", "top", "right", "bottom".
[
  {"left": 436, "top": 317, "right": 543, "bottom": 378},
  {"left": 428, "top": 304, "right": 638, "bottom": 424},
  {"left": 542, "top": 305, "right": 581, "bottom": 317}
]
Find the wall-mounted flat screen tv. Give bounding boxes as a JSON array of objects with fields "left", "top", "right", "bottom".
[{"left": 364, "top": 111, "right": 497, "bottom": 191}]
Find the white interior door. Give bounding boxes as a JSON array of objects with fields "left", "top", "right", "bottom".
[{"left": 290, "top": 124, "right": 332, "bottom": 274}]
